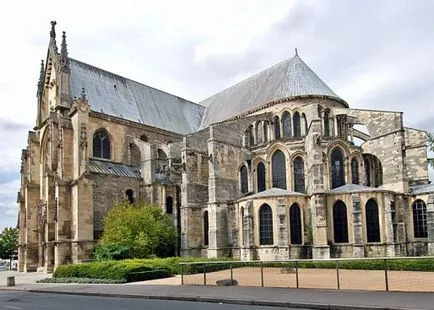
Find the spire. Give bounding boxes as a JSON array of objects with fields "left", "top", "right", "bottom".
[
  {"left": 60, "top": 31, "right": 70, "bottom": 72},
  {"left": 295, "top": 48, "right": 298, "bottom": 56},
  {"left": 49, "top": 21, "right": 58, "bottom": 53},
  {"left": 37, "top": 60, "right": 45, "bottom": 97}
]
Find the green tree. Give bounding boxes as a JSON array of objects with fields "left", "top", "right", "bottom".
[
  {"left": 97, "top": 202, "right": 177, "bottom": 260},
  {"left": 428, "top": 132, "right": 434, "bottom": 168},
  {"left": 0, "top": 227, "right": 18, "bottom": 259}
]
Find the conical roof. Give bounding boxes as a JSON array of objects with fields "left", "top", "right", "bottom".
[{"left": 199, "top": 52, "right": 346, "bottom": 129}]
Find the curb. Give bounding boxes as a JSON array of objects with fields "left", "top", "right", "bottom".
[{"left": 10, "top": 288, "right": 420, "bottom": 310}]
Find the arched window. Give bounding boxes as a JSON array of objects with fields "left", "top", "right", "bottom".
[
  {"left": 257, "top": 162, "right": 266, "bottom": 192},
  {"left": 256, "top": 122, "right": 264, "bottom": 144},
  {"left": 166, "top": 196, "right": 173, "bottom": 214},
  {"left": 240, "top": 165, "right": 248, "bottom": 194},
  {"left": 282, "top": 112, "right": 292, "bottom": 138},
  {"left": 413, "top": 200, "right": 427, "bottom": 238},
  {"left": 93, "top": 129, "right": 111, "bottom": 159},
  {"left": 126, "top": 189, "right": 134, "bottom": 203},
  {"left": 248, "top": 125, "right": 254, "bottom": 146},
  {"left": 366, "top": 199, "right": 380, "bottom": 242},
  {"left": 333, "top": 200, "right": 348, "bottom": 243},
  {"left": 351, "top": 158, "right": 359, "bottom": 184},
  {"left": 274, "top": 116, "right": 280, "bottom": 140},
  {"left": 302, "top": 113, "right": 308, "bottom": 136},
  {"left": 272, "top": 150, "right": 286, "bottom": 189},
  {"left": 130, "top": 143, "right": 141, "bottom": 166},
  {"left": 324, "top": 110, "right": 330, "bottom": 137},
  {"left": 263, "top": 122, "right": 269, "bottom": 142},
  {"left": 374, "top": 160, "right": 383, "bottom": 187},
  {"left": 331, "top": 148, "right": 345, "bottom": 189},
  {"left": 293, "top": 112, "right": 301, "bottom": 138},
  {"left": 364, "top": 157, "right": 371, "bottom": 186},
  {"left": 293, "top": 157, "right": 305, "bottom": 193},
  {"left": 290, "top": 203, "right": 302, "bottom": 245},
  {"left": 157, "top": 149, "right": 168, "bottom": 173},
  {"left": 259, "top": 204, "right": 273, "bottom": 245},
  {"left": 203, "top": 211, "right": 209, "bottom": 246},
  {"left": 139, "top": 134, "right": 148, "bottom": 142}
]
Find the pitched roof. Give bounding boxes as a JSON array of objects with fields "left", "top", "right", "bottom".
[
  {"left": 69, "top": 59, "right": 206, "bottom": 135},
  {"left": 328, "top": 183, "right": 384, "bottom": 194},
  {"left": 410, "top": 184, "right": 434, "bottom": 195},
  {"left": 199, "top": 53, "right": 346, "bottom": 129},
  {"left": 239, "top": 187, "right": 306, "bottom": 201},
  {"left": 88, "top": 158, "right": 141, "bottom": 178}
]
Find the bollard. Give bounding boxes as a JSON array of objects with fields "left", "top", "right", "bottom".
[{"left": 6, "top": 276, "right": 15, "bottom": 287}]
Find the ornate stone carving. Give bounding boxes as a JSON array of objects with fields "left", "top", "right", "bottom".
[{"left": 80, "top": 123, "right": 87, "bottom": 147}]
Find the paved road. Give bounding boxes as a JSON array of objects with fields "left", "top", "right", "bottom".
[{"left": 0, "top": 292, "right": 311, "bottom": 310}]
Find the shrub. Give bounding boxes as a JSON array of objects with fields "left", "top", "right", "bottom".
[
  {"left": 98, "top": 202, "right": 177, "bottom": 259},
  {"left": 126, "top": 269, "right": 172, "bottom": 282},
  {"left": 37, "top": 277, "right": 126, "bottom": 284}
]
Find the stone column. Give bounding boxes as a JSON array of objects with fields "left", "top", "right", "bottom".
[
  {"left": 277, "top": 198, "right": 288, "bottom": 260},
  {"left": 427, "top": 194, "right": 434, "bottom": 255},
  {"left": 352, "top": 194, "right": 364, "bottom": 258},
  {"left": 311, "top": 194, "right": 330, "bottom": 259},
  {"left": 384, "top": 195, "right": 396, "bottom": 257}
]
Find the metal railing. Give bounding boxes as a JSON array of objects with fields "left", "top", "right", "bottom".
[{"left": 179, "top": 256, "right": 434, "bottom": 292}]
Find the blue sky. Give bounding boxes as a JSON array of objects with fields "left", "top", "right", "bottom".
[{"left": 0, "top": 0, "right": 433, "bottom": 228}]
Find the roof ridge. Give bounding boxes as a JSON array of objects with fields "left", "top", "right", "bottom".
[{"left": 69, "top": 58, "right": 204, "bottom": 108}]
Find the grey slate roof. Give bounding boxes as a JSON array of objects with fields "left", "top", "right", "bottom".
[
  {"left": 88, "top": 158, "right": 141, "bottom": 178},
  {"left": 328, "top": 184, "right": 384, "bottom": 194},
  {"left": 239, "top": 188, "right": 306, "bottom": 201},
  {"left": 199, "top": 53, "right": 346, "bottom": 129},
  {"left": 69, "top": 59, "right": 205, "bottom": 135},
  {"left": 410, "top": 184, "right": 434, "bottom": 195}
]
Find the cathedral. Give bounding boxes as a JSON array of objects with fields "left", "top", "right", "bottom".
[{"left": 18, "top": 22, "right": 434, "bottom": 272}]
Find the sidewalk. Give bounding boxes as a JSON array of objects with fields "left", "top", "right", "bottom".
[{"left": 0, "top": 271, "right": 433, "bottom": 310}]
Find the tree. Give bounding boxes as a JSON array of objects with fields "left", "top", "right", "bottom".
[
  {"left": 96, "top": 201, "right": 177, "bottom": 260},
  {"left": 428, "top": 132, "right": 434, "bottom": 169},
  {"left": 0, "top": 227, "right": 18, "bottom": 259}
]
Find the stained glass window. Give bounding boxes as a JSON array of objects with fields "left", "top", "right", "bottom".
[
  {"left": 259, "top": 204, "right": 273, "bottom": 245},
  {"left": 257, "top": 162, "right": 266, "bottom": 192},
  {"left": 331, "top": 148, "right": 345, "bottom": 189},
  {"left": 413, "top": 200, "right": 427, "bottom": 238},
  {"left": 294, "top": 157, "right": 305, "bottom": 193},
  {"left": 93, "top": 129, "right": 111, "bottom": 159},
  {"left": 351, "top": 158, "right": 359, "bottom": 184},
  {"left": 240, "top": 165, "right": 248, "bottom": 193},
  {"left": 366, "top": 199, "right": 380, "bottom": 242},
  {"left": 333, "top": 200, "right": 348, "bottom": 243},
  {"left": 272, "top": 150, "right": 286, "bottom": 189},
  {"left": 282, "top": 112, "right": 292, "bottom": 138},
  {"left": 290, "top": 204, "right": 302, "bottom": 244},
  {"left": 293, "top": 112, "right": 301, "bottom": 138}
]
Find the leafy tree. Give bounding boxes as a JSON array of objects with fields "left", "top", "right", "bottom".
[
  {"left": 97, "top": 202, "right": 177, "bottom": 260},
  {"left": 428, "top": 132, "right": 434, "bottom": 169},
  {"left": 0, "top": 227, "right": 18, "bottom": 259}
]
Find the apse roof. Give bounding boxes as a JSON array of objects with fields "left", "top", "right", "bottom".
[
  {"left": 88, "top": 158, "right": 141, "bottom": 178},
  {"left": 410, "top": 184, "right": 434, "bottom": 195},
  {"left": 69, "top": 59, "right": 205, "bottom": 135},
  {"left": 328, "top": 184, "right": 385, "bottom": 194},
  {"left": 238, "top": 188, "right": 306, "bottom": 201},
  {"left": 199, "top": 52, "right": 346, "bottom": 129}
]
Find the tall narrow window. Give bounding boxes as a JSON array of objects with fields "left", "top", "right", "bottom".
[
  {"left": 248, "top": 125, "right": 254, "bottom": 146},
  {"left": 351, "top": 158, "right": 359, "bottom": 185},
  {"left": 366, "top": 199, "right": 380, "bottom": 242},
  {"left": 166, "top": 196, "right": 173, "bottom": 214},
  {"left": 274, "top": 116, "right": 281, "bottom": 140},
  {"left": 240, "top": 165, "right": 248, "bottom": 194},
  {"left": 256, "top": 122, "right": 264, "bottom": 144},
  {"left": 302, "top": 113, "right": 308, "bottom": 136},
  {"left": 263, "top": 122, "right": 269, "bottom": 142},
  {"left": 324, "top": 111, "right": 330, "bottom": 137},
  {"left": 374, "top": 160, "right": 383, "bottom": 187},
  {"left": 93, "top": 129, "right": 111, "bottom": 159},
  {"left": 125, "top": 189, "right": 134, "bottom": 204},
  {"left": 333, "top": 200, "right": 348, "bottom": 243},
  {"left": 413, "top": 200, "right": 427, "bottom": 238},
  {"left": 272, "top": 150, "right": 286, "bottom": 189},
  {"left": 290, "top": 203, "right": 302, "bottom": 244},
  {"left": 293, "top": 157, "right": 305, "bottom": 193},
  {"left": 257, "top": 162, "right": 266, "bottom": 192},
  {"left": 282, "top": 112, "right": 292, "bottom": 138},
  {"left": 259, "top": 204, "right": 273, "bottom": 245},
  {"left": 364, "top": 157, "right": 371, "bottom": 186},
  {"left": 203, "top": 211, "right": 209, "bottom": 246},
  {"left": 331, "top": 148, "right": 345, "bottom": 189},
  {"left": 293, "top": 112, "right": 301, "bottom": 138}
]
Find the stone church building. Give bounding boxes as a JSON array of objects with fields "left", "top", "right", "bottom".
[{"left": 18, "top": 22, "right": 434, "bottom": 272}]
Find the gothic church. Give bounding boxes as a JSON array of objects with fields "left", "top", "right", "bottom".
[{"left": 18, "top": 22, "right": 434, "bottom": 272}]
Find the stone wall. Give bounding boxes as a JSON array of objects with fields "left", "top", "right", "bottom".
[{"left": 404, "top": 128, "right": 429, "bottom": 185}]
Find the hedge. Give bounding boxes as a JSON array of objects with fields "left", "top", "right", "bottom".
[
  {"left": 126, "top": 269, "right": 172, "bottom": 282},
  {"left": 37, "top": 277, "right": 127, "bottom": 284}
]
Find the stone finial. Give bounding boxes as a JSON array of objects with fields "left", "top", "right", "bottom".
[
  {"left": 50, "top": 21, "right": 57, "bottom": 39},
  {"left": 60, "top": 31, "right": 70, "bottom": 72},
  {"left": 37, "top": 60, "right": 45, "bottom": 97},
  {"left": 295, "top": 48, "right": 298, "bottom": 56},
  {"left": 81, "top": 88, "right": 87, "bottom": 100}
]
